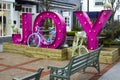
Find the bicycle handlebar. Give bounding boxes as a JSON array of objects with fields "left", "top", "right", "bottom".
[{"left": 36, "top": 26, "right": 55, "bottom": 32}]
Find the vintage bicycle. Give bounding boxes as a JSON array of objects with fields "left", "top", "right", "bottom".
[
  {"left": 72, "top": 31, "right": 89, "bottom": 56},
  {"left": 27, "top": 26, "right": 56, "bottom": 47}
]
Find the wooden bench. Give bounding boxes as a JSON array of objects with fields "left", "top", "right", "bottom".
[
  {"left": 48, "top": 46, "right": 103, "bottom": 80},
  {"left": 12, "top": 68, "right": 44, "bottom": 80}
]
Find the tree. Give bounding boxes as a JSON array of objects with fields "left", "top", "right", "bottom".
[
  {"left": 107, "top": 0, "right": 120, "bottom": 23},
  {"left": 39, "top": 0, "right": 54, "bottom": 11},
  {"left": 103, "top": 0, "right": 120, "bottom": 39},
  {"left": 38, "top": 0, "right": 54, "bottom": 30}
]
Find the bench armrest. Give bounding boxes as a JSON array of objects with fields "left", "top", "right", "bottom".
[
  {"left": 12, "top": 68, "right": 44, "bottom": 80},
  {"left": 48, "top": 66, "right": 68, "bottom": 75}
]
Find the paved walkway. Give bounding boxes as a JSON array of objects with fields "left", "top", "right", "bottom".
[
  {"left": 0, "top": 52, "right": 119, "bottom": 80},
  {"left": 99, "top": 62, "right": 120, "bottom": 80}
]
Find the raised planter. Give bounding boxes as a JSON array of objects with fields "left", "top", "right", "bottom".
[
  {"left": 67, "top": 47, "right": 119, "bottom": 64},
  {"left": 3, "top": 43, "right": 119, "bottom": 63},
  {"left": 3, "top": 43, "right": 67, "bottom": 60},
  {"left": 99, "top": 47, "right": 119, "bottom": 64}
]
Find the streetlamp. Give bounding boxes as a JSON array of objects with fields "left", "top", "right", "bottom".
[{"left": 87, "top": 0, "right": 89, "bottom": 12}]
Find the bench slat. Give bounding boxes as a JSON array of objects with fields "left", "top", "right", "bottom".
[{"left": 71, "top": 63, "right": 87, "bottom": 74}]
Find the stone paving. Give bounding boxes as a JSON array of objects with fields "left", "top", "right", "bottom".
[
  {"left": 0, "top": 52, "right": 119, "bottom": 80},
  {"left": 99, "top": 62, "right": 120, "bottom": 80}
]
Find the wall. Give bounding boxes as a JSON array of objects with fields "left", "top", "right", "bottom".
[{"left": 82, "top": 0, "right": 104, "bottom": 12}]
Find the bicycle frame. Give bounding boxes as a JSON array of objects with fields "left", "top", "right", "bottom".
[
  {"left": 37, "top": 26, "right": 56, "bottom": 44},
  {"left": 27, "top": 26, "right": 56, "bottom": 47}
]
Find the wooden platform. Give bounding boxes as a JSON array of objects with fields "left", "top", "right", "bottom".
[
  {"left": 3, "top": 43, "right": 67, "bottom": 60},
  {"left": 3, "top": 43, "right": 120, "bottom": 63}
]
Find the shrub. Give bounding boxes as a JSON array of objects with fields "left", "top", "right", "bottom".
[{"left": 67, "top": 31, "right": 77, "bottom": 36}]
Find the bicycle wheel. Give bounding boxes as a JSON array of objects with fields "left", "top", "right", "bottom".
[{"left": 27, "top": 33, "right": 41, "bottom": 47}]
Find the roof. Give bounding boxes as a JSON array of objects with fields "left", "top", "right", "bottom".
[
  {"left": 38, "top": 0, "right": 79, "bottom": 10},
  {"left": 49, "top": 0, "right": 77, "bottom": 10},
  {"left": 15, "top": 0, "right": 80, "bottom": 10},
  {"left": 55, "top": 0, "right": 80, "bottom": 5}
]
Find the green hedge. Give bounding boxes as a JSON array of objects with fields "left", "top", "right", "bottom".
[{"left": 67, "top": 31, "right": 77, "bottom": 36}]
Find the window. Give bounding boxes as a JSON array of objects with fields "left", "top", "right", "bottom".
[
  {"left": 95, "top": 0, "right": 103, "bottom": 6},
  {"left": 65, "top": 17, "right": 70, "bottom": 27},
  {"left": 7, "top": 4, "right": 11, "bottom": 10},
  {"left": 20, "top": 6, "right": 33, "bottom": 28},
  {"left": 0, "top": 3, "right": 1, "bottom": 8},
  {"left": 21, "top": 7, "right": 33, "bottom": 13},
  {"left": 3, "top": 4, "right": 6, "bottom": 9}
]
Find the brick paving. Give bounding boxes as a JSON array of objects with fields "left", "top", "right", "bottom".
[{"left": 0, "top": 52, "right": 119, "bottom": 80}]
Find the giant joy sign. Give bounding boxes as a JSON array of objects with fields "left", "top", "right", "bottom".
[{"left": 12, "top": 10, "right": 113, "bottom": 50}]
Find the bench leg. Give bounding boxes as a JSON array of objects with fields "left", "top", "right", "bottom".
[
  {"left": 82, "top": 68, "right": 86, "bottom": 74},
  {"left": 35, "top": 75, "right": 40, "bottom": 80},
  {"left": 67, "top": 77, "right": 70, "bottom": 80},
  {"left": 93, "top": 61, "right": 101, "bottom": 75},
  {"left": 50, "top": 76, "right": 54, "bottom": 80},
  {"left": 97, "top": 63, "right": 102, "bottom": 75}
]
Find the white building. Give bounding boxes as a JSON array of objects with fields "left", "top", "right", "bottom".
[
  {"left": 0, "top": 0, "right": 38, "bottom": 37},
  {"left": 49, "top": 0, "right": 77, "bottom": 31},
  {"left": 0, "top": 0, "right": 79, "bottom": 37},
  {"left": 81, "top": 0, "right": 120, "bottom": 21},
  {"left": 1, "top": 0, "right": 120, "bottom": 37},
  {"left": 0, "top": 0, "right": 15, "bottom": 36},
  {"left": 14, "top": 0, "right": 37, "bottom": 33}
]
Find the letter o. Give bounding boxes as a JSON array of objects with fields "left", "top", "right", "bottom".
[{"left": 33, "top": 11, "right": 66, "bottom": 48}]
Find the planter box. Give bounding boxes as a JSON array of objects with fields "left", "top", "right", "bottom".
[
  {"left": 99, "top": 47, "right": 119, "bottom": 64},
  {"left": 3, "top": 43, "right": 67, "bottom": 60},
  {"left": 67, "top": 47, "right": 73, "bottom": 60},
  {"left": 67, "top": 47, "right": 119, "bottom": 64},
  {"left": 3, "top": 43, "right": 119, "bottom": 63}
]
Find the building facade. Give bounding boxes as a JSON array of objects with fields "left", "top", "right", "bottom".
[
  {"left": 0, "top": 0, "right": 15, "bottom": 36},
  {"left": 0, "top": 0, "right": 39, "bottom": 37},
  {"left": 0, "top": 0, "right": 79, "bottom": 37},
  {"left": 0, "top": 0, "right": 119, "bottom": 37},
  {"left": 81, "top": 0, "right": 120, "bottom": 21}
]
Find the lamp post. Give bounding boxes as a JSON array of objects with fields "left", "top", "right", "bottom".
[{"left": 87, "top": 0, "right": 89, "bottom": 12}]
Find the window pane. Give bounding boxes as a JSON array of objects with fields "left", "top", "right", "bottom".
[
  {"left": 26, "top": 8, "right": 28, "bottom": 12},
  {"left": 3, "top": 4, "right": 6, "bottom": 9},
  {"left": 95, "top": 0, "right": 103, "bottom": 5},
  {"left": 7, "top": 4, "right": 10, "bottom": 9},
  {"left": 22, "top": 8, "right": 25, "bottom": 12},
  {"left": 29, "top": 8, "right": 32, "bottom": 12},
  {"left": 0, "top": 3, "right": 1, "bottom": 8},
  {"left": 95, "top": 2, "right": 103, "bottom": 5}
]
